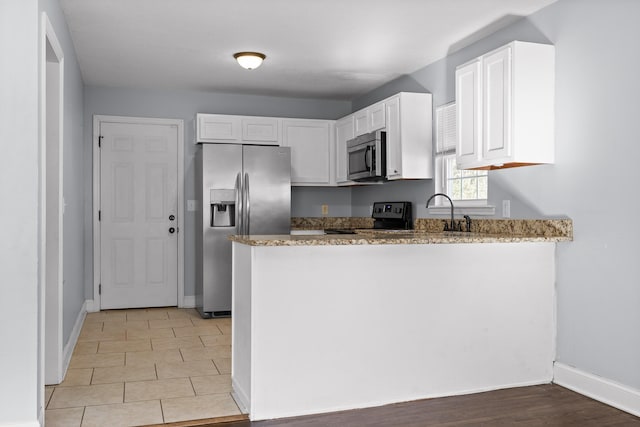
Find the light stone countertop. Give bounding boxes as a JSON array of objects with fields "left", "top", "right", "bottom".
[{"left": 229, "top": 228, "right": 572, "bottom": 247}]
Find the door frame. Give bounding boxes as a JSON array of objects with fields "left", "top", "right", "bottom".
[
  {"left": 92, "top": 115, "right": 185, "bottom": 310},
  {"left": 40, "top": 12, "right": 64, "bottom": 386}
]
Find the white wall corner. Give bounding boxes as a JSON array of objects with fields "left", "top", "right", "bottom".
[
  {"left": 182, "top": 295, "right": 195, "bottom": 308},
  {"left": 553, "top": 362, "right": 640, "bottom": 417},
  {"left": 84, "top": 299, "right": 99, "bottom": 313}
]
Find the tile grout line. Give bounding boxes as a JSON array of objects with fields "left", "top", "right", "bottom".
[
  {"left": 159, "top": 396, "right": 166, "bottom": 423},
  {"left": 188, "top": 375, "right": 197, "bottom": 397}
]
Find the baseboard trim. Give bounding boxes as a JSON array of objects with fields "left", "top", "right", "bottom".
[
  {"left": 182, "top": 295, "right": 195, "bottom": 308},
  {"left": 61, "top": 301, "right": 88, "bottom": 378},
  {"left": 0, "top": 421, "right": 41, "bottom": 427},
  {"left": 554, "top": 362, "right": 640, "bottom": 417},
  {"left": 231, "top": 378, "right": 250, "bottom": 415}
]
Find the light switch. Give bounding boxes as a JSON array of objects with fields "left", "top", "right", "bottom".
[{"left": 187, "top": 200, "right": 198, "bottom": 212}]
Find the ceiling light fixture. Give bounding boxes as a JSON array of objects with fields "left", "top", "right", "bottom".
[{"left": 233, "top": 52, "right": 266, "bottom": 70}]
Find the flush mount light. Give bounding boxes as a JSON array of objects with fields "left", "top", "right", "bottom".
[{"left": 233, "top": 52, "right": 266, "bottom": 70}]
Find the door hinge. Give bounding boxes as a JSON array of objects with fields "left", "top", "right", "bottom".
[
  {"left": 98, "top": 135, "right": 103, "bottom": 147},
  {"left": 98, "top": 210, "right": 101, "bottom": 221},
  {"left": 99, "top": 284, "right": 102, "bottom": 295}
]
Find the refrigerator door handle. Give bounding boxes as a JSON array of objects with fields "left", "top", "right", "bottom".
[
  {"left": 235, "top": 172, "right": 242, "bottom": 234},
  {"left": 244, "top": 172, "right": 250, "bottom": 235}
]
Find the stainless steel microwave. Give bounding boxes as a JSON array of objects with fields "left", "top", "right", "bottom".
[{"left": 347, "top": 130, "right": 386, "bottom": 181}]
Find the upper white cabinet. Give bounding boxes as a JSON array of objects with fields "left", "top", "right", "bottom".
[
  {"left": 335, "top": 115, "right": 355, "bottom": 185},
  {"left": 196, "top": 114, "right": 279, "bottom": 145},
  {"left": 241, "top": 117, "right": 279, "bottom": 144},
  {"left": 455, "top": 41, "right": 555, "bottom": 170},
  {"left": 197, "top": 114, "right": 240, "bottom": 142},
  {"left": 354, "top": 100, "right": 386, "bottom": 137},
  {"left": 384, "top": 92, "right": 433, "bottom": 180},
  {"left": 282, "top": 119, "right": 334, "bottom": 186}
]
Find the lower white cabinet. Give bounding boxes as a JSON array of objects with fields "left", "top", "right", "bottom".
[{"left": 282, "top": 119, "right": 334, "bottom": 186}]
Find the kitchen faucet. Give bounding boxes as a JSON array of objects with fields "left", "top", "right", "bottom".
[{"left": 426, "top": 193, "right": 460, "bottom": 231}]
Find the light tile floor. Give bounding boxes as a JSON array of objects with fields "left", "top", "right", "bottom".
[{"left": 45, "top": 308, "right": 243, "bottom": 427}]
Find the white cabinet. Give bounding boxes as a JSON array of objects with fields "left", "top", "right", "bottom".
[
  {"left": 282, "top": 119, "right": 334, "bottom": 186},
  {"left": 197, "top": 114, "right": 240, "bottom": 142},
  {"left": 196, "top": 114, "right": 279, "bottom": 145},
  {"left": 241, "top": 118, "right": 279, "bottom": 144},
  {"left": 354, "top": 100, "right": 386, "bottom": 136},
  {"left": 335, "top": 115, "right": 355, "bottom": 185},
  {"left": 455, "top": 60, "right": 481, "bottom": 165},
  {"left": 455, "top": 41, "right": 555, "bottom": 170},
  {"left": 384, "top": 92, "right": 433, "bottom": 180}
]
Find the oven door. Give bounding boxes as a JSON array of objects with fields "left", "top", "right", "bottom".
[{"left": 348, "top": 142, "right": 374, "bottom": 180}]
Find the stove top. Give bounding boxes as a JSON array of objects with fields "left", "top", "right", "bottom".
[{"left": 371, "top": 201, "right": 413, "bottom": 230}]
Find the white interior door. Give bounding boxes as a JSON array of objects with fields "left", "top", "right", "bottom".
[{"left": 100, "top": 121, "right": 179, "bottom": 309}]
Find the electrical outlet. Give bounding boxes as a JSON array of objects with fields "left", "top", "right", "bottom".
[
  {"left": 321, "top": 204, "right": 329, "bottom": 216},
  {"left": 502, "top": 200, "right": 511, "bottom": 218}
]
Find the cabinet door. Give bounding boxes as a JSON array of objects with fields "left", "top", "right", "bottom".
[
  {"left": 385, "top": 96, "right": 402, "bottom": 179},
  {"left": 197, "top": 114, "right": 240, "bottom": 142},
  {"left": 335, "top": 115, "right": 355, "bottom": 184},
  {"left": 354, "top": 110, "right": 368, "bottom": 137},
  {"left": 241, "top": 118, "right": 279, "bottom": 145},
  {"left": 455, "top": 60, "right": 482, "bottom": 166},
  {"left": 483, "top": 45, "right": 512, "bottom": 161},
  {"left": 282, "top": 120, "right": 332, "bottom": 185},
  {"left": 369, "top": 101, "right": 386, "bottom": 131}
]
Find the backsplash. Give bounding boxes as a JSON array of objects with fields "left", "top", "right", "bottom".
[
  {"left": 291, "top": 217, "right": 375, "bottom": 230},
  {"left": 413, "top": 218, "right": 573, "bottom": 238},
  {"left": 292, "top": 217, "right": 573, "bottom": 239}
]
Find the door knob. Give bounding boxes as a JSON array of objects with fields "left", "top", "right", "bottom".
[
  {"left": 169, "top": 214, "right": 175, "bottom": 221},
  {"left": 169, "top": 227, "right": 176, "bottom": 234}
]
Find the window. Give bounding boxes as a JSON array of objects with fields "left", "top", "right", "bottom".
[{"left": 433, "top": 103, "right": 492, "bottom": 213}]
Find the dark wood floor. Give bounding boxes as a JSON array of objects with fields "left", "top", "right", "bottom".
[{"left": 215, "top": 384, "right": 639, "bottom": 427}]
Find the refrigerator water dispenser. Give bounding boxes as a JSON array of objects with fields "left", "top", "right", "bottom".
[{"left": 210, "top": 189, "right": 236, "bottom": 227}]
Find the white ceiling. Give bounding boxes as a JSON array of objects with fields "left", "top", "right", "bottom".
[{"left": 59, "top": 0, "right": 556, "bottom": 100}]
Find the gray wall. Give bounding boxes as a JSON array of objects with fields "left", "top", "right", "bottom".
[
  {"left": 351, "top": 0, "right": 640, "bottom": 391},
  {"left": 83, "top": 87, "right": 351, "bottom": 298},
  {"left": 79, "top": 0, "right": 640, "bottom": 401},
  {"left": 40, "top": 0, "right": 87, "bottom": 350},
  {"left": 292, "top": 187, "right": 352, "bottom": 217}
]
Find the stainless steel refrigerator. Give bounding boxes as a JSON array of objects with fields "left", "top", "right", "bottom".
[{"left": 195, "top": 143, "right": 291, "bottom": 318}]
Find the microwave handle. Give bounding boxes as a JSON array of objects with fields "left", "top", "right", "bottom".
[{"left": 364, "top": 146, "right": 371, "bottom": 171}]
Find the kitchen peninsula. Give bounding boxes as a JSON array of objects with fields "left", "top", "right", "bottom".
[{"left": 230, "top": 219, "right": 572, "bottom": 421}]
